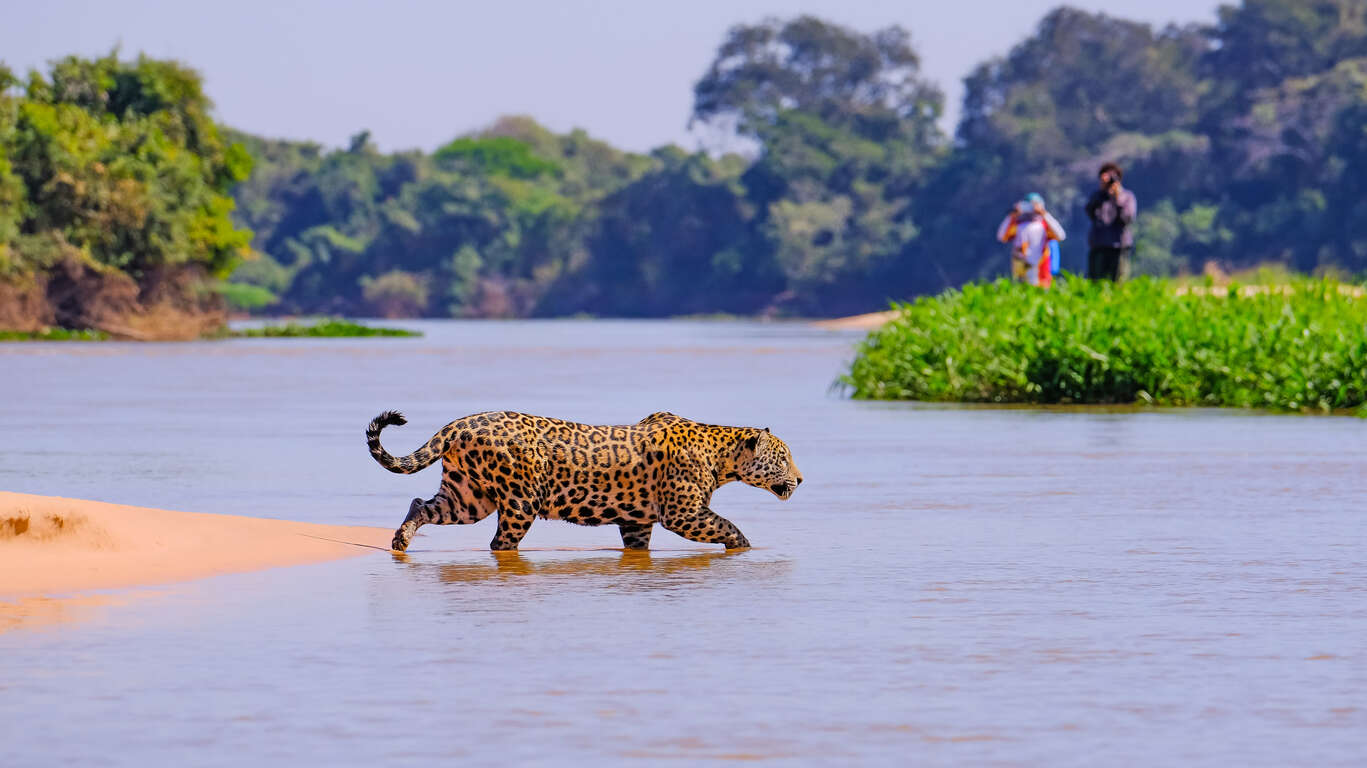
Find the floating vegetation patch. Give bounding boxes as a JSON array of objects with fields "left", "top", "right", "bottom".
[
  {"left": 227, "top": 319, "right": 421, "bottom": 338},
  {"left": 843, "top": 276, "right": 1367, "bottom": 414}
]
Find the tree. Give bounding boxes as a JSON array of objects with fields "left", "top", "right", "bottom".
[
  {"left": 541, "top": 147, "right": 770, "bottom": 316},
  {"left": 688, "top": 16, "right": 947, "bottom": 314},
  {"left": 0, "top": 53, "right": 252, "bottom": 335},
  {"left": 361, "top": 269, "right": 428, "bottom": 317},
  {"left": 692, "top": 15, "right": 944, "bottom": 150},
  {"left": 959, "top": 9, "right": 1206, "bottom": 163},
  {"left": 1204, "top": 0, "right": 1367, "bottom": 97}
]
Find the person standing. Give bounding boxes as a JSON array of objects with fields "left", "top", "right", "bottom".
[
  {"left": 996, "top": 192, "right": 1065, "bottom": 288},
  {"left": 1085, "top": 162, "right": 1138, "bottom": 281}
]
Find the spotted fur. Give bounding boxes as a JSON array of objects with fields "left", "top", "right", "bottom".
[{"left": 366, "top": 410, "right": 803, "bottom": 552}]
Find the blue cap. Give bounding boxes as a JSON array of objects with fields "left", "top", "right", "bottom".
[{"left": 1024, "top": 192, "right": 1044, "bottom": 205}]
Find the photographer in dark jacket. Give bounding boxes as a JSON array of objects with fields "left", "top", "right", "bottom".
[{"left": 1085, "top": 162, "right": 1138, "bottom": 281}]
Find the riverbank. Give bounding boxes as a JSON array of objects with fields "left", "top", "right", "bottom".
[{"left": 0, "top": 492, "right": 392, "bottom": 631}]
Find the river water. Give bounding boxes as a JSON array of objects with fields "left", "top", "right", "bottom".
[{"left": 0, "top": 320, "right": 1364, "bottom": 765}]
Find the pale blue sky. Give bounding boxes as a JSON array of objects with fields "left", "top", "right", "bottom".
[{"left": 2, "top": 0, "right": 1222, "bottom": 152}]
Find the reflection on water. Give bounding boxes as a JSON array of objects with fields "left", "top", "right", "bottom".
[
  {"left": 393, "top": 548, "right": 790, "bottom": 591},
  {"left": 1, "top": 320, "right": 1365, "bottom": 766}
]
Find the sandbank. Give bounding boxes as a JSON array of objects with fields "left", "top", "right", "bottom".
[
  {"left": 1, "top": 491, "right": 392, "bottom": 632},
  {"left": 810, "top": 309, "right": 898, "bottom": 331}
]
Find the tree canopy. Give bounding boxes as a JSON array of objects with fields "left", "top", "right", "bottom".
[
  {"left": 692, "top": 16, "right": 945, "bottom": 144},
  {"left": 1, "top": 53, "right": 250, "bottom": 278}
]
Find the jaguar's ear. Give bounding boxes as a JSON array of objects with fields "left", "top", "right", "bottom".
[{"left": 744, "top": 428, "right": 771, "bottom": 453}]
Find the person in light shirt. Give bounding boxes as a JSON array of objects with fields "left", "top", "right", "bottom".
[{"left": 996, "top": 192, "right": 1066, "bottom": 288}]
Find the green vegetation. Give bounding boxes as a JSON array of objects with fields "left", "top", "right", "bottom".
[
  {"left": 0, "top": 318, "right": 417, "bottom": 340},
  {"left": 0, "top": 327, "right": 110, "bottom": 341},
  {"left": 6, "top": 2, "right": 1367, "bottom": 328},
  {"left": 226, "top": 117, "right": 661, "bottom": 319},
  {"left": 213, "top": 281, "right": 277, "bottom": 311},
  {"left": 434, "top": 135, "right": 563, "bottom": 179},
  {"left": 223, "top": 2, "right": 1367, "bottom": 319},
  {"left": 1, "top": 317, "right": 417, "bottom": 340},
  {"left": 229, "top": 319, "right": 420, "bottom": 338},
  {"left": 0, "top": 52, "right": 251, "bottom": 333},
  {"left": 843, "top": 277, "right": 1367, "bottom": 413}
]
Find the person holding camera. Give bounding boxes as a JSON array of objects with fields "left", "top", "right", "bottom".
[
  {"left": 996, "top": 192, "right": 1065, "bottom": 288},
  {"left": 1085, "top": 162, "right": 1138, "bottom": 281}
]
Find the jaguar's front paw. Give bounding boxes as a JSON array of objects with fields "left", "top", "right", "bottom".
[{"left": 726, "top": 533, "right": 751, "bottom": 550}]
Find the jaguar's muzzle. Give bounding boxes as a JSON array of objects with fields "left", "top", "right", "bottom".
[{"left": 770, "top": 481, "right": 797, "bottom": 499}]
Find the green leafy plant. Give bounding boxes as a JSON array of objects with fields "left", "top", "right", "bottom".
[{"left": 842, "top": 275, "right": 1367, "bottom": 414}]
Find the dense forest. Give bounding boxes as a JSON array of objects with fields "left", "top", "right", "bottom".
[{"left": 3, "top": 1, "right": 1367, "bottom": 327}]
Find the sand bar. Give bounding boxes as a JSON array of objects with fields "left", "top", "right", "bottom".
[
  {"left": 1, "top": 491, "right": 392, "bottom": 630},
  {"left": 810, "top": 309, "right": 898, "bottom": 331}
]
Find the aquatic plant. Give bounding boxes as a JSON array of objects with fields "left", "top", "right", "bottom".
[
  {"left": 842, "top": 276, "right": 1367, "bottom": 414},
  {"left": 229, "top": 319, "right": 420, "bottom": 338},
  {"left": 0, "top": 328, "right": 111, "bottom": 341}
]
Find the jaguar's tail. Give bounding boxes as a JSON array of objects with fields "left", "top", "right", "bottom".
[{"left": 366, "top": 411, "right": 452, "bottom": 474}]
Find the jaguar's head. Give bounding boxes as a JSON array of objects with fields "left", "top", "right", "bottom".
[{"left": 734, "top": 428, "right": 803, "bottom": 500}]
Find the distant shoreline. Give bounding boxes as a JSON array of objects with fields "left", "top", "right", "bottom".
[
  {"left": 0, "top": 318, "right": 420, "bottom": 342},
  {"left": 2, "top": 314, "right": 883, "bottom": 341}
]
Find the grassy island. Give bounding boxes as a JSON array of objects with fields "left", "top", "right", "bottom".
[
  {"left": 842, "top": 276, "right": 1367, "bottom": 414},
  {"left": 0, "top": 328, "right": 111, "bottom": 342},
  {"left": 227, "top": 319, "right": 420, "bottom": 338}
]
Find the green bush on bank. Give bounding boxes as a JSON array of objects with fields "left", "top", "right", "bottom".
[{"left": 842, "top": 276, "right": 1367, "bottom": 414}]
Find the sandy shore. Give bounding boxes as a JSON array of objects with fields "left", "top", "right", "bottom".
[
  {"left": 810, "top": 309, "right": 898, "bottom": 331},
  {"left": 0, "top": 492, "right": 392, "bottom": 631}
]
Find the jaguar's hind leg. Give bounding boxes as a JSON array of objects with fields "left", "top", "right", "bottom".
[
  {"left": 619, "top": 522, "right": 653, "bottom": 550},
  {"left": 490, "top": 501, "right": 537, "bottom": 551},
  {"left": 391, "top": 492, "right": 493, "bottom": 552},
  {"left": 392, "top": 495, "right": 448, "bottom": 552}
]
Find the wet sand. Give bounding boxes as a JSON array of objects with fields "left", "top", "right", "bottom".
[{"left": 0, "top": 491, "right": 392, "bottom": 630}]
